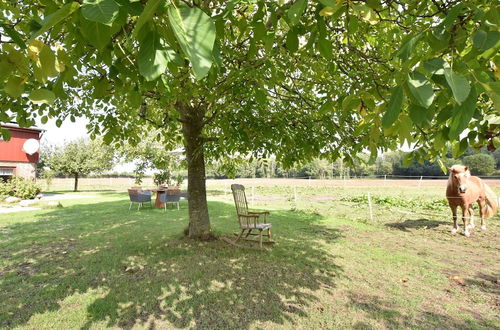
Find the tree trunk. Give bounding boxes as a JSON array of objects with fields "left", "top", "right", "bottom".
[
  {"left": 74, "top": 173, "right": 78, "bottom": 192},
  {"left": 178, "top": 101, "right": 211, "bottom": 239}
]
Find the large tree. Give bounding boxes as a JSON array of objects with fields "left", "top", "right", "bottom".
[
  {"left": 44, "top": 139, "right": 115, "bottom": 191},
  {"left": 0, "top": 0, "right": 499, "bottom": 238}
]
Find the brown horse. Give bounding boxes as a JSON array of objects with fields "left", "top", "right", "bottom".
[{"left": 446, "top": 165, "right": 498, "bottom": 237}]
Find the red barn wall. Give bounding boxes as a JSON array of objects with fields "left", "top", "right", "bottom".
[{"left": 0, "top": 128, "right": 40, "bottom": 163}]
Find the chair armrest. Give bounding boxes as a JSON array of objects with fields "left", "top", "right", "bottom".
[
  {"left": 238, "top": 214, "right": 259, "bottom": 218},
  {"left": 238, "top": 214, "right": 259, "bottom": 227},
  {"left": 248, "top": 211, "right": 270, "bottom": 215}
]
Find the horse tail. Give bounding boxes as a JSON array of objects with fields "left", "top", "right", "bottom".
[{"left": 484, "top": 184, "right": 498, "bottom": 217}]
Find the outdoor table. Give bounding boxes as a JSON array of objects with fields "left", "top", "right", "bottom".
[{"left": 148, "top": 188, "right": 168, "bottom": 208}]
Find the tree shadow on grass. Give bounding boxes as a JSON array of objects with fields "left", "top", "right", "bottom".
[
  {"left": 348, "top": 293, "right": 495, "bottom": 329},
  {"left": 0, "top": 199, "right": 343, "bottom": 329},
  {"left": 385, "top": 218, "right": 449, "bottom": 232},
  {"left": 465, "top": 272, "right": 500, "bottom": 297}
]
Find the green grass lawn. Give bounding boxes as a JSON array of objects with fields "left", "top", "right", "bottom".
[{"left": 0, "top": 187, "right": 499, "bottom": 329}]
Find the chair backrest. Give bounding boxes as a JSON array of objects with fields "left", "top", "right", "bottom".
[
  {"left": 128, "top": 189, "right": 151, "bottom": 203},
  {"left": 167, "top": 188, "right": 181, "bottom": 195},
  {"left": 231, "top": 184, "right": 248, "bottom": 215},
  {"left": 128, "top": 189, "right": 139, "bottom": 202}
]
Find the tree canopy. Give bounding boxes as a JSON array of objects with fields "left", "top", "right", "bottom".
[
  {"left": 1, "top": 0, "right": 499, "bottom": 238},
  {"left": 44, "top": 138, "right": 115, "bottom": 191}
]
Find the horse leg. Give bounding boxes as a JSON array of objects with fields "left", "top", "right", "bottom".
[
  {"left": 450, "top": 205, "right": 458, "bottom": 234},
  {"left": 468, "top": 206, "right": 475, "bottom": 229},
  {"left": 462, "top": 206, "right": 470, "bottom": 237},
  {"left": 478, "top": 199, "right": 487, "bottom": 231}
]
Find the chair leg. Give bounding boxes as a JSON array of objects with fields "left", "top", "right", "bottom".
[
  {"left": 267, "top": 228, "right": 272, "bottom": 241},
  {"left": 137, "top": 203, "right": 140, "bottom": 210},
  {"left": 150, "top": 201, "right": 152, "bottom": 208},
  {"left": 177, "top": 202, "right": 179, "bottom": 210},
  {"left": 235, "top": 229, "right": 245, "bottom": 242},
  {"left": 129, "top": 202, "right": 132, "bottom": 211},
  {"left": 164, "top": 203, "right": 166, "bottom": 212},
  {"left": 245, "top": 229, "right": 252, "bottom": 238},
  {"left": 259, "top": 230, "right": 263, "bottom": 249}
]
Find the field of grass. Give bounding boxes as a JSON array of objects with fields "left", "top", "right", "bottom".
[{"left": 1, "top": 180, "right": 499, "bottom": 329}]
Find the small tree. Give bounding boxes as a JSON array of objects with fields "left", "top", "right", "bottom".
[
  {"left": 463, "top": 154, "right": 496, "bottom": 176},
  {"left": 120, "top": 132, "right": 182, "bottom": 185},
  {"left": 46, "top": 139, "right": 115, "bottom": 191}
]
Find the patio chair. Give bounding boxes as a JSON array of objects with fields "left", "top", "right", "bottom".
[
  {"left": 128, "top": 189, "right": 152, "bottom": 210},
  {"left": 231, "top": 184, "right": 272, "bottom": 248},
  {"left": 159, "top": 188, "right": 181, "bottom": 210}
]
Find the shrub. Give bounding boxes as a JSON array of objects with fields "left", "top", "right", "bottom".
[
  {"left": 0, "top": 177, "right": 42, "bottom": 200},
  {"left": 463, "top": 154, "right": 496, "bottom": 176}
]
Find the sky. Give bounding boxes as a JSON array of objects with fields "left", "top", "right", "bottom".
[
  {"left": 36, "top": 117, "right": 135, "bottom": 172},
  {"left": 37, "top": 117, "right": 90, "bottom": 146}
]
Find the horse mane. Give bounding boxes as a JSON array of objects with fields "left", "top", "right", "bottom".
[
  {"left": 447, "top": 164, "right": 471, "bottom": 190},
  {"left": 448, "top": 164, "right": 470, "bottom": 176}
]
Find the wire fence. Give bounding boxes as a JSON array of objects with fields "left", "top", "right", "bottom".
[
  {"left": 36, "top": 177, "right": 500, "bottom": 224},
  {"left": 209, "top": 183, "right": 500, "bottom": 225}
]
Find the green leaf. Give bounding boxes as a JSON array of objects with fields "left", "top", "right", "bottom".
[
  {"left": 488, "top": 81, "right": 500, "bottom": 113},
  {"left": 133, "top": 0, "right": 162, "bottom": 37},
  {"left": 319, "top": 6, "right": 340, "bottom": 17},
  {"left": 137, "top": 30, "right": 170, "bottom": 81},
  {"left": 5, "top": 76, "right": 25, "bottom": 98},
  {"left": 317, "top": 38, "right": 333, "bottom": 59},
  {"left": 443, "top": 68, "right": 470, "bottom": 105},
  {"left": 0, "top": 128, "right": 11, "bottom": 141},
  {"left": 80, "top": 18, "right": 112, "bottom": 50},
  {"left": 352, "top": 5, "right": 378, "bottom": 25},
  {"left": 397, "top": 33, "right": 422, "bottom": 61},
  {"left": 0, "top": 24, "right": 26, "bottom": 49},
  {"left": 30, "top": 2, "right": 80, "bottom": 41},
  {"left": 29, "top": 89, "right": 56, "bottom": 105},
  {"left": 285, "top": 29, "right": 299, "bottom": 53},
  {"left": 436, "top": 105, "right": 453, "bottom": 124},
  {"left": 473, "top": 30, "right": 500, "bottom": 50},
  {"left": 423, "top": 58, "right": 447, "bottom": 75},
  {"left": 342, "top": 95, "right": 361, "bottom": 111},
  {"left": 407, "top": 72, "right": 434, "bottom": 108},
  {"left": 408, "top": 104, "right": 429, "bottom": 126},
  {"left": 39, "top": 44, "right": 58, "bottom": 78},
  {"left": 253, "top": 22, "right": 266, "bottom": 41},
  {"left": 288, "top": 0, "right": 307, "bottom": 26},
  {"left": 382, "top": 85, "right": 405, "bottom": 128},
  {"left": 167, "top": 5, "right": 216, "bottom": 80},
  {"left": 82, "top": 0, "right": 120, "bottom": 26},
  {"left": 319, "top": 0, "right": 336, "bottom": 6},
  {"left": 449, "top": 86, "right": 477, "bottom": 140},
  {"left": 437, "top": 158, "right": 447, "bottom": 174}
]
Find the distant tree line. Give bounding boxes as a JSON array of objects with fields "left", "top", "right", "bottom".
[
  {"left": 40, "top": 138, "right": 499, "bottom": 184},
  {"left": 206, "top": 148, "right": 500, "bottom": 179}
]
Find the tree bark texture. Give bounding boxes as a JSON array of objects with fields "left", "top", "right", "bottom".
[{"left": 178, "top": 102, "right": 211, "bottom": 239}]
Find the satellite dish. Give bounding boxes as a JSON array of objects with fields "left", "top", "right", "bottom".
[{"left": 23, "top": 139, "right": 40, "bottom": 155}]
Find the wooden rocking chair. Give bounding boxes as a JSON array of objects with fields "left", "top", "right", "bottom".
[{"left": 231, "top": 184, "right": 273, "bottom": 248}]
